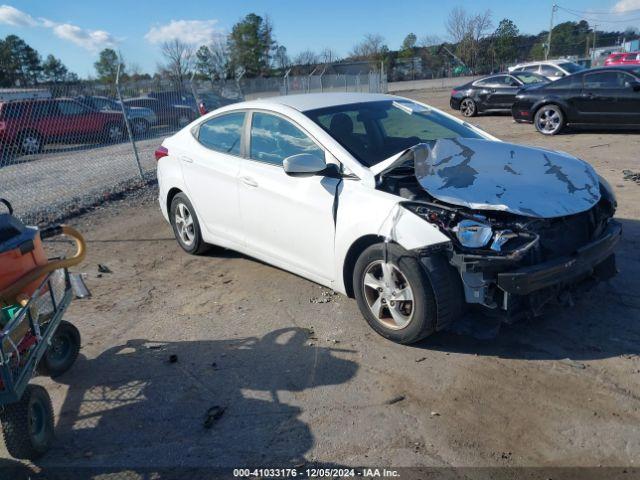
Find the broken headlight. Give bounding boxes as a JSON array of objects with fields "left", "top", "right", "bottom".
[{"left": 453, "top": 219, "right": 493, "bottom": 248}]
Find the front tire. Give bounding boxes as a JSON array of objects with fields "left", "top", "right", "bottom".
[
  {"left": 460, "top": 98, "right": 477, "bottom": 117},
  {"left": 534, "top": 104, "right": 564, "bottom": 135},
  {"left": 0, "top": 385, "right": 54, "bottom": 460},
  {"left": 18, "top": 131, "right": 43, "bottom": 155},
  {"left": 170, "top": 193, "right": 210, "bottom": 255},
  {"left": 353, "top": 243, "right": 438, "bottom": 344},
  {"left": 104, "top": 123, "right": 125, "bottom": 143},
  {"left": 132, "top": 118, "right": 150, "bottom": 136}
]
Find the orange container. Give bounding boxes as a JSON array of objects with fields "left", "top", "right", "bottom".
[{"left": 0, "top": 212, "right": 48, "bottom": 303}]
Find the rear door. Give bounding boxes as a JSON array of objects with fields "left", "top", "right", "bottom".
[
  {"left": 180, "top": 111, "right": 245, "bottom": 244},
  {"left": 491, "top": 75, "right": 523, "bottom": 108},
  {"left": 56, "top": 99, "right": 101, "bottom": 138}
]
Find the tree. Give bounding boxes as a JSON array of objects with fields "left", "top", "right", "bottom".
[
  {"left": 350, "top": 33, "right": 388, "bottom": 61},
  {"left": 319, "top": 47, "right": 338, "bottom": 64},
  {"left": 195, "top": 41, "right": 229, "bottom": 81},
  {"left": 399, "top": 33, "right": 417, "bottom": 58},
  {"left": 94, "top": 48, "right": 123, "bottom": 83},
  {"left": 273, "top": 45, "right": 290, "bottom": 70},
  {"left": 41, "top": 54, "right": 68, "bottom": 83},
  {"left": 445, "top": 7, "right": 492, "bottom": 70},
  {"left": 494, "top": 19, "right": 519, "bottom": 65},
  {"left": 0, "top": 35, "right": 41, "bottom": 86},
  {"left": 227, "top": 13, "right": 275, "bottom": 77},
  {"left": 418, "top": 35, "right": 441, "bottom": 48},
  {"left": 160, "top": 39, "right": 194, "bottom": 88},
  {"left": 293, "top": 50, "right": 318, "bottom": 75}
]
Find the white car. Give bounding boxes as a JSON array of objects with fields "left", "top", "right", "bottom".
[
  {"left": 156, "top": 93, "right": 620, "bottom": 344},
  {"left": 508, "top": 60, "right": 585, "bottom": 81}
]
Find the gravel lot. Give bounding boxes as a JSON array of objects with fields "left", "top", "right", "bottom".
[{"left": 2, "top": 89, "right": 640, "bottom": 476}]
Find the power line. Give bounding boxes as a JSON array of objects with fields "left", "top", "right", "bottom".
[{"left": 556, "top": 6, "right": 640, "bottom": 24}]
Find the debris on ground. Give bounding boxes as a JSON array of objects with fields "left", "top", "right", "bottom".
[
  {"left": 309, "top": 289, "right": 339, "bottom": 304},
  {"left": 623, "top": 170, "right": 640, "bottom": 185},
  {"left": 430, "top": 411, "right": 440, "bottom": 417},
  {"left": 386, "top": 395, "right": 406, "bottom": 405},
  {"left": 589, "top": 143, "right": 610, "bottom": 149},
  {"left": 168, "top": 354, "right": 178, "bottom": 363},
  {"left": 415, "top": 357, "right": 427, "bottom": 363},
  {"left": 203, "top": 406, "right": 226, "bottom": 428},
  {"left": 97, "top": 263, "right": 112, "bottom": 273},
  {"left": 211, "top": 362, "right": 217, "bottom": 369}
]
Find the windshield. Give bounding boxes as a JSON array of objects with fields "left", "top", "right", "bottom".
[
  {"left": 559, "top": 62, "right": 584, "bottom": 73},
  {"left": 513, "top": 72, "right": 547, "bottom": 84},
  {"left": 304, "top": 100, "right": 483, "bottom": 167}
]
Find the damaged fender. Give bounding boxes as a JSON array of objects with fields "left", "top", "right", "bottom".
[{"left": 333, "top": 185, "right": 450, "bottom": 295}]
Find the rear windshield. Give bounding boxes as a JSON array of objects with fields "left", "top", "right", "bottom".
[
  {"left": 558, "top": 62, "right": 584, "bottom": 73},
  {"left": 304, "top": 100, "right": 482, "bottom": 167}
]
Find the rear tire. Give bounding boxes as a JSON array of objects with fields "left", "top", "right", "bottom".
[
  {"left": 534, "top": 104, "right": 565, "bottom": 135},
  {"left": 104, "top": 123, "right": 124, "bottom": 143},
  {"left": 170, "top": 193, "right": 210, "bottom": 255},
  {"left": 460, "top": 98, "right": 477, "bottom": 117},
  {"left": 0, "top": 385, "right": 54, "bottom": 460},
  {"left": 37, "top": 320, "right": 81, "bottom": 378},
  {"left": 353, "top": 243, "right": 438, "bottom": 344},
  {"left": 132, "top": 118, "right": 150, "bottom": 136}
]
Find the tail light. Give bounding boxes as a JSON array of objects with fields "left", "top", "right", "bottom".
[
  {"left": 198, "top": 102, "right": 207, "bottom": 116},
  {"left": 0, "top": 121, "right": 5, "bottom": 130},
  {"left": 154, "top": 145, "right": 169, "bottom": 161}
]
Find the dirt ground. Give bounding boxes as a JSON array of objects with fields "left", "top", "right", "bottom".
[{"left": 2, "top": 89, "right": 640, "bottom": 475}]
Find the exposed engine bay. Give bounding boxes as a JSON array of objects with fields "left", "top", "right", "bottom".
[{"left": 376, "top": 138, "right": 621, "bottom": 321}]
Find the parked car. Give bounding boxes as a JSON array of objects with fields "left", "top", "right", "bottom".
[
  {"left": 147, "top": 91, "right": 198, "bottom": 113},
  {"left": 195, "top": 92, "right": 238, "bottom": 115},
  {"left": 509, "top": 60, "right": 585, "bottom": 81},
  {"left": 512, "top": 65, "right": 640, "bottom": 135},
  {"left": 122, "top": 97, "right": 195, "bottom": 128},
  {"left": 75, "top": 95, "right": 157, "bottom": 135},
  {"left": 450, "top": 71, "right": 548, "bottom": 117},
  {"left": 155, "top": 93, "right": 620, "bottom": 344},
  {"left": 0, "top": 98, "right": 126, "bottom": 154},
  {"left": 604, "top": 52, "right": 640, "bottom": 66}
]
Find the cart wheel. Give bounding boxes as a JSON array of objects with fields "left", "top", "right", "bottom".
[
  {"left": 0, "top": 384, "right": 54, "bottom": 460},
  {"left": 37, "top": 321, "right": 81, "bottom": 378}
]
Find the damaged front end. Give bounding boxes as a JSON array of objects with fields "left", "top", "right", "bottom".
[{"left": 377, "top": 138, "right": 621, "bottom": 321}]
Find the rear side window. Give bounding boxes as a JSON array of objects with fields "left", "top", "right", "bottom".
[
  {"left": 198, "top": 112, "right": 245, "bottom": 155},
  {"left": 250, "top": 112, "right": 324, "bottom": 166},
  {"left": 540, "top": 64, "right": 562, "bottom": 77},
  {"left": 57, "top": 100, "right": 87, "bottom": 116},
  {"left": 0, "top": 102, "right": 26, "bottom": 119}
]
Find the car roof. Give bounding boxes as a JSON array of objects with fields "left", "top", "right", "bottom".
[
  {"left": 587, "top": 65, "right": 640, "bottom": 73},
  {"left": 233, "top": 92, "right": 401, "bottom": 112}
]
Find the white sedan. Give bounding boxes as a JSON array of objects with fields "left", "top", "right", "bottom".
[{"left": 156, "top": 93, "right": 619, "bottom": 344}]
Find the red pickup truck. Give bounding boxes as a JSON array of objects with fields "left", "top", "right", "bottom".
[{"left": 0, "top": 98, "right": 126, "bottom": 154}]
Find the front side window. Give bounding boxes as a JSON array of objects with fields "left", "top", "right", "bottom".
[
  {"left": 522, "top": 65, "right": 540, "bottom": 73},
  {"left": 250, "top": 112, "right": 324, "bottom": 166},
  {"left": 540, "top": 64, "right": 563, "bottom": 77},
  {"left": 513, "top": 72, "right": 546, "bottom": 84},
  {"left": 558, "top": 62, "right": 584, "bottom": 73},
  {"left": 584, "top": 71, "right": 634, "bottom": 89},
  {"left": 305, "top": 100, "right": 483, "bottom": 167},
  {"left": 198, "top": 112, "right": 245, "bottom": 155}
]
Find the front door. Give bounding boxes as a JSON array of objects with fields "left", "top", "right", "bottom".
[
  {"left": 238, "top": 111, "right": 338, "bottom": 282},
  {"left": 578, "top": 71, "right": 640, "bottom": 124}
]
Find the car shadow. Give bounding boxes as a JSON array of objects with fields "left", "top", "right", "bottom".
[
  {"left": 414, "top": 216, "right": 640, "bottom": 361},
  {"left": 31, "top": 328, "right": 357, "bottom": 475}
]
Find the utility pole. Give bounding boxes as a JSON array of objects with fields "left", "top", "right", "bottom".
[
  {"left": 592, "top": 25, "right": 598, "bottom": 63},
  {"left": 545, "top": 3, "right": 558, "bottom": 60}
]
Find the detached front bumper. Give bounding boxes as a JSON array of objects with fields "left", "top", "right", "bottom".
[{"left": 496, "top": 220, "right": 622, "bottom": 295}]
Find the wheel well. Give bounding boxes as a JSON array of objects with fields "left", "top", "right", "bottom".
[
  {"left": 166, "top": 187, "right": 183, "bottom": 214},
  {"left": 534, "top": 101, "right": 565, "bottom": 118},
  {"left": 342, "top": 235, "right": 385, "bottom": 298}
]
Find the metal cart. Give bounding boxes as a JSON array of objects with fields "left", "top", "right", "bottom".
[{"left": 0, "top": 267, "right": 85, "bottom": 460}]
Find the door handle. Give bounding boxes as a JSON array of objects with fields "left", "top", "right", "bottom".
[
  {"left": 580, "top": 92, "right": 595, "bottom": 99},
  {"left": 180, "top": 155, "right": 193, "bottom": 163},
  {"left": 240, "top": 176, "right": 258, "bottom": 187}
]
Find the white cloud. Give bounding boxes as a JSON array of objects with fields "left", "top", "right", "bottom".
[
  {"left": 0, "top": 4, "right": 117, "bottom": 51},
  {"left": 0, "top": 4, "right": 38, "bottom": 26},
  {"left": 52, "top": 23, "right": 117, "bottom": 51},
  {"left": 613, "top": 0, "right": 640, "bottom": 13},
  {"left": 145, "top": 19, "right": 223, "bottom": 45}
]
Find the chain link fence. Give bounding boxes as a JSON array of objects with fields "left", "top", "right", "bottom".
[{"left": 0, "top": 72, "right": 385, "bottom": 224}]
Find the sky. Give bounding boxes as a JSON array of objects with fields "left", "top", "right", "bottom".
[{"left": 1, "top": 0, "right": 639, "bottom": 77}]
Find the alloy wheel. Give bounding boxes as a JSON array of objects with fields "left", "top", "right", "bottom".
[
  {"left": 362, "top": 260, "right": 415, "bottom": 330},
  {"left": 108, "top": 125, "right": 123, "bottom": 140},
  {"left": 21, "top": 135, "right": 40, "bottom": 154},
  {"left": 460, "top": 98, "right": 475, "bottom": 117},
  {"left": 174, "top": 202, "right": 195, "bottom": 246},
  {"left": 536, "top": 106, "right": 562, "bottom": 134}
]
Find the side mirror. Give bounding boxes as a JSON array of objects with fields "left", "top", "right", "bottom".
[
  {"left": 283, "top": 153, "right": 327, "bottom": 176},
  {"left": 628, "top": 80, "right": 640, "bottom": 91}
]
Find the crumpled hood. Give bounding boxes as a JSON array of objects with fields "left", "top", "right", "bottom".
[{"left": 378, "top": 138, "right": 601, "bottom": 219}]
